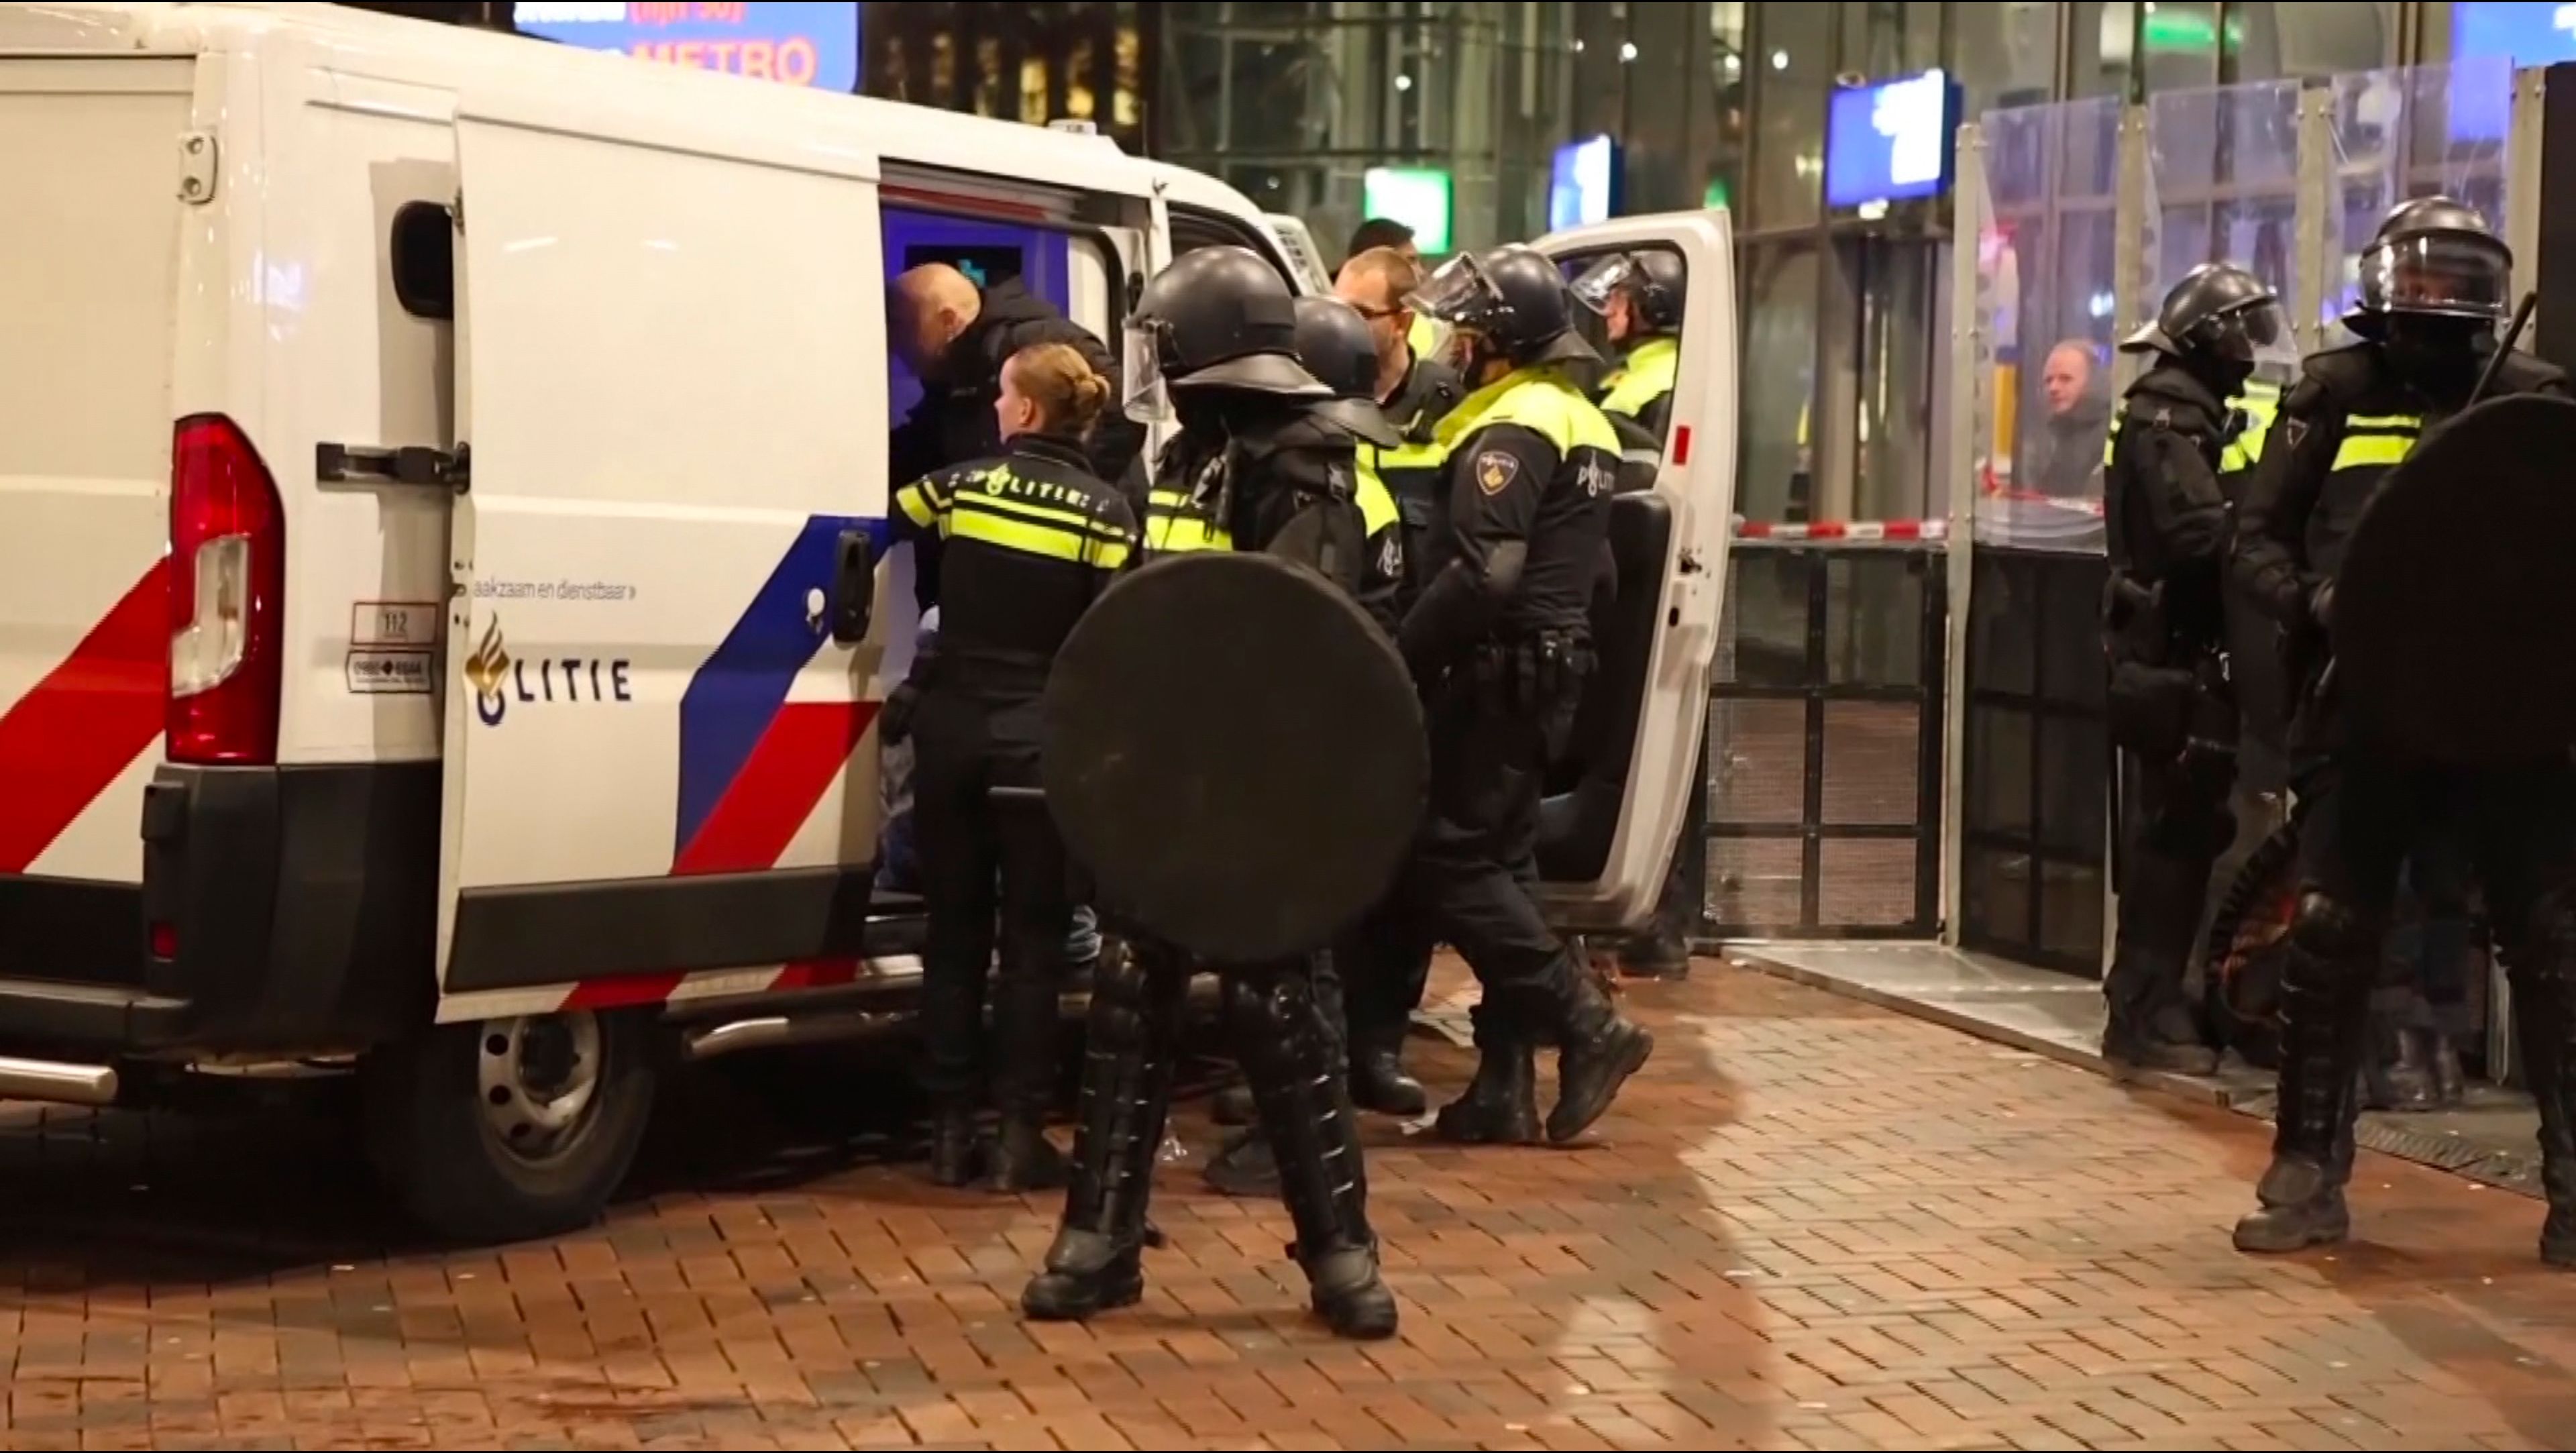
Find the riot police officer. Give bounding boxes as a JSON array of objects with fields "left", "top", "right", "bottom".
[
  {"left": 2231, "top": 197, "right": 2576, "bottom": 1260},
  {"left": 2100, "top": 262, "right": 2286, "bottom": 1076},
  {"left": 1022, "top": 245, "right": 1401, "bottom": 1340},
  {"left": 1389, "top": 245, "right": 1655, "bottom": 1146},
  {"left": 1572, "top": 248, "right": 1686, "bottom": 480},
  {"left": 1201, "top": 294, "right": 1411, "bottom": 1199}
]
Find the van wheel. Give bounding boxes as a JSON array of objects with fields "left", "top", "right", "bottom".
[{"left": 362, "top": 1011, "right": 656, "bottom": 1243}]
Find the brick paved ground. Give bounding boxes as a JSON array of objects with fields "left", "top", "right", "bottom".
[{"left": 3, "top": 963, "right": 2574, "bottom": 1450}]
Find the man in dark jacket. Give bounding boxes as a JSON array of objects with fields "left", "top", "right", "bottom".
[{"left": 890, "top": 264, "right": 1147, "bottom": 491}]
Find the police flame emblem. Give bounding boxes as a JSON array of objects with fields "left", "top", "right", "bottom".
[
  {"left": 1475, "top": 449, "right": 1519, "bottom": 496},
  {"left": 464, "top": 617, "right": 511, "bottom": 727}
]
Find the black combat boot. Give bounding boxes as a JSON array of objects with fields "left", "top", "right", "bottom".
[
  {"left": 987, "top": 1107, "right": 1069, "bottom": 1194},
  {"left": 2102, "top": 949, "right": 2220, "bottom": 1075},
  {"left": 1432, "top": 1038, "right": 1541, "bottom": 1146},
  {"left": 2236, "top": 911, "right": 2368, "bottom": 1254},
  {"left": 1615, "top": 922, "right": 1690, "bottom": 980},
  {"left": 1022, "top": 949, "right": 1188, "bottom": 1322},
  {"left": 2504, "top": 938, "right": 2576, "bottom": 1268},
  {"left": 1212, "top": 1081, "right": 1257, "bottom": 1127},
  {"left": 1227, "top": 965, "right": 1399, "bottom": 1341},
  {"left": 928, "top": 1101, "right": 980, "bottom": 1189},
  {"left": 1203, "top": 1127, "right": 1279, "bottom": 1198},
  {"left": 1348, "top": 1032, "right": 1428, "bottom": 1118},
  {"left": 1549, "top": 963, "right": 1655, "bottom": 1144},
  {"left": 2427, "top": 1029, "right": 2469, "bottom": 1110}
]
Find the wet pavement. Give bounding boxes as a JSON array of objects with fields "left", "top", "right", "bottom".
[{"left": 2, "top": 962, "right": 2573, "bottom": 1450}]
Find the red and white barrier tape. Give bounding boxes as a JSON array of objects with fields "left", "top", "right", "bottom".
[{"left": 1733, "top": 519, "right": 1949, "bottom": 542}]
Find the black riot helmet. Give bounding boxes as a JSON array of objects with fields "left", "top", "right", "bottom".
[
  {"left": 1570, "top": 249, "right": 1686, "bottom": 337},
  {"left": 1291, "top": 295, "right": 1401, "bottom": 446},
  {"left": 1407, "top": 244, "right": 1602, "bottom": 372},
  {"left": 2120, "top": 262, "right": 2285, "bottom": 373},
  {"left": 2349, "top": 195, "right": 2512, "bottom": 331},
  {"left": 1123, "top": 246, "right": 1330, "bottom": 421}
]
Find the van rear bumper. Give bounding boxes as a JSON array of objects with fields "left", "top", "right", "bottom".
[{"left": 0, "top": 763, "right": 437, "bottom": 1060}]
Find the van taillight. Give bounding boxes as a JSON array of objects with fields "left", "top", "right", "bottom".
[{"left": 167, "top": 415, "right": 284, "bottom": 765}]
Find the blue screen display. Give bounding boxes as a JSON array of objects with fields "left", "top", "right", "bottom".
[
  {"left": 2450, "top": 3, "right": 2576, "bottom": 142},
  {"left": 515, "top": 2, "right": 861, "bottom": 93},
  {"left": 1549, "top": 135, "right": 1620, "bottom": 232},
  {"left": 1823, "top": 68, "right": 1957, "bottom": 209}
]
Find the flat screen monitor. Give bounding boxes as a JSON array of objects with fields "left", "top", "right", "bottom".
[
  {"left": 1549, "top": 135, "right": 1621, "bottom": 232},
  {"left": 2448, "top": 3, "right": 2576, "bottom": 142},
  {"left": 1360, "top": 167, "right": 1455, "bottom": 256},
  {"left": 1823, "top": 68, "right": 1958, "bottom": 211},
  {"left": 515, "top": 2, "right": 861, "bottom": 93}
]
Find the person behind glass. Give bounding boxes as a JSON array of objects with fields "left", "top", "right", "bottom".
[
  {"left": 2230, "top": 197, "right": 2576, "bottom": 1260},
  {"left": 891, "top": 343, "right": 1138, "bottom": 1193},
  {"left": 1389, "top": 246, "right": 1654, "bottom": 1146},
  {"left": 2031, "top": 340, "right": 2113, "bottom": 500},
  {"left": 2099, "top": 262, "right": 2286, "bottom": 1076}
]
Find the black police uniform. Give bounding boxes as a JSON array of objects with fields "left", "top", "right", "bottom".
[
  {"left": 2230, "top": 197, "right": 2576, "bottom": 1262},
  {"left": 2100, "top": 262, "right": 2285, "bottom": 1076},
  {"left": 1022, "top": 246, "right": 1401, "bottom": 1342},
  {"left": 1386, "top": 245, "right": 1655, "bottom": 1149},
  {"left": 893, "top": 432, "right": 1136, "bottom": 1191}
]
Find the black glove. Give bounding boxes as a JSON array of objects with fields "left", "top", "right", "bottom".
[
  {"left": 2308, "top": 579, "right": 2336, "bottom": 633},
  {"left": 881, "top": 680, "right": 920, "bottom": 746}
]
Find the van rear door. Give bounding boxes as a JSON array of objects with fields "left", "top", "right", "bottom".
[
  {"left": 1532, "top": 210, "right": 1739, "bottom": 929},
  {"left": 435, "top": 109, "right": 892, "bottom": 1018},
  {"left": 0, "top": 56, "right": 191, "bottom": 925}
]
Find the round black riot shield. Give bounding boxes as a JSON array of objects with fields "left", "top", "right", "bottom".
[
  {"left": 2335, "top": 393, "right": 2576, "bottom": 767},
  {"left": 1040, "top": 552, "right": 1428, "bottom": 964}
]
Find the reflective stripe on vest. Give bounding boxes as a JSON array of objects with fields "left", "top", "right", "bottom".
[
  {"left": 1142, "top": 488, "right": 1232, "bottom": 554},
  {"left": 2221, "top": 380, "right": 2282, "bottom": 475},
  {"left": 2332, "top": 412, "right": 2422, "bottom": 470},
  {"left": 1354, "top": 456, "right": 1399, "bottom": 539},
  {"left": 1599, "top": 335, "right": 1680, "bottom": 421},
  {"left": 1435, "top": 366, "right": 1624, "bottom": 460},
  {"left": 900, "top": 466, "right": 1132, "bottom": 568}
]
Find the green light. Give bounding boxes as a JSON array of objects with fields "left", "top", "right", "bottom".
[
  {"left": 1362, "top": 166, "right": 1454, "bottom": 255},
  {"left": 2141, "top": 9, "right": 2246, "bottom": 51},
  {"left": 1703, "top": 177, "right": 1732, "bottom": 211}
]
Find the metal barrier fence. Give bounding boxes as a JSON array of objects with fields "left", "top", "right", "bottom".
[{"left": 1696, "top": 538, "right": 1946, "bottom": 940}]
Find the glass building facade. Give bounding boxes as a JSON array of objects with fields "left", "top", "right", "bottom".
[{"left": 1149, "top": 3, "right": 2508, "bottom": 530}]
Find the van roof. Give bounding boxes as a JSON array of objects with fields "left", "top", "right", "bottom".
[{"left": 13, "top": 3, "right": 1267, "bottom": 219}]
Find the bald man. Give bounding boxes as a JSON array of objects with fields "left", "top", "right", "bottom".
[
  {"left": 888, "top": 262, "right": 1144, "bottom": 492},
  {"left": 2029, "top": 339, "right": 2112, "bottom": 499}
]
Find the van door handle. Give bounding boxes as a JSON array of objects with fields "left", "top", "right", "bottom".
[{"left": 830, "top": 529, "right": 876, "bottom": 645}]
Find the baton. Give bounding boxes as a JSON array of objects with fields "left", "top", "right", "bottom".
[{"left": 2469, "top": 289, "right": 2540, "bottom": 407}]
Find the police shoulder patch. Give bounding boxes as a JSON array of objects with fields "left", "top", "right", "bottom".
[
  {"left": 1475, "top": 449, "right": 1521, "bottom": 495},
  {"left": 2282, "top": 417, "right": 2310, "bottom": 451}
]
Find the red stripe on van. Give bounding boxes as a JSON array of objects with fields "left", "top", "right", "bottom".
[{"left": 0, "top": 562, "right": 170, "bottom": 873}]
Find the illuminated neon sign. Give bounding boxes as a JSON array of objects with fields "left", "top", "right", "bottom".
[{"left": 516, "top": 2, "right": 861, "bottom": 93}]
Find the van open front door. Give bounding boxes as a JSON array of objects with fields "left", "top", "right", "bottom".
[
  {"left": 1530, "top": 211, "right": 1739, "bottom": 932},
  {"left": 433, "top": 112, "right": 891, "bottom": 1024}
]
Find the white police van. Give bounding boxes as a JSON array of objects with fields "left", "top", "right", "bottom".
[{"left": 0, "top": 1, "right": 1737, "bottom": 1241}]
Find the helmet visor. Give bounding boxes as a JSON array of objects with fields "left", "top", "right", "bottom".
[
  {"left": 1405, "top": 254, "right": 1507, "bottom": 330},
  {"left": 2197, "top": 298, "right": 2290, "bottom": 363},
  {"left": 2358, "top": 233, "right": 2511, "bottom": 320},
  {"left": 1567, "top": 253, "right": 1642, "bottom": 315},
  {"left": 1121, "top": 321, "right": 1171, "bottom": 425}
]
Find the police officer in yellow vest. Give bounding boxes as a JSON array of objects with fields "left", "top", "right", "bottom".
[
  {"left": 2231, "top": 197, "right": 2576, "bottom": 1261},
  {"left": 1572, "top": 249, "right": 1686, "bottom": 487},
  {"left": 1028, "top": 244, "right": 1399, "bottom": 1341},
  {"left": 1386, "top": 244, "right": 1655, "bottom": 1147},
  {"left": 2100, "top": 262, "right": 2287, "bottom": 1078}
]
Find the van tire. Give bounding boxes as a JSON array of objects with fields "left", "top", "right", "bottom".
[{"left": 362, "top": 1010, "right": 656, "bottom": 1243}]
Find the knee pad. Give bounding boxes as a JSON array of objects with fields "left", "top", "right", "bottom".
[{"left": 2288, "top": 891, "right": 2376, "bottom": 963}]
